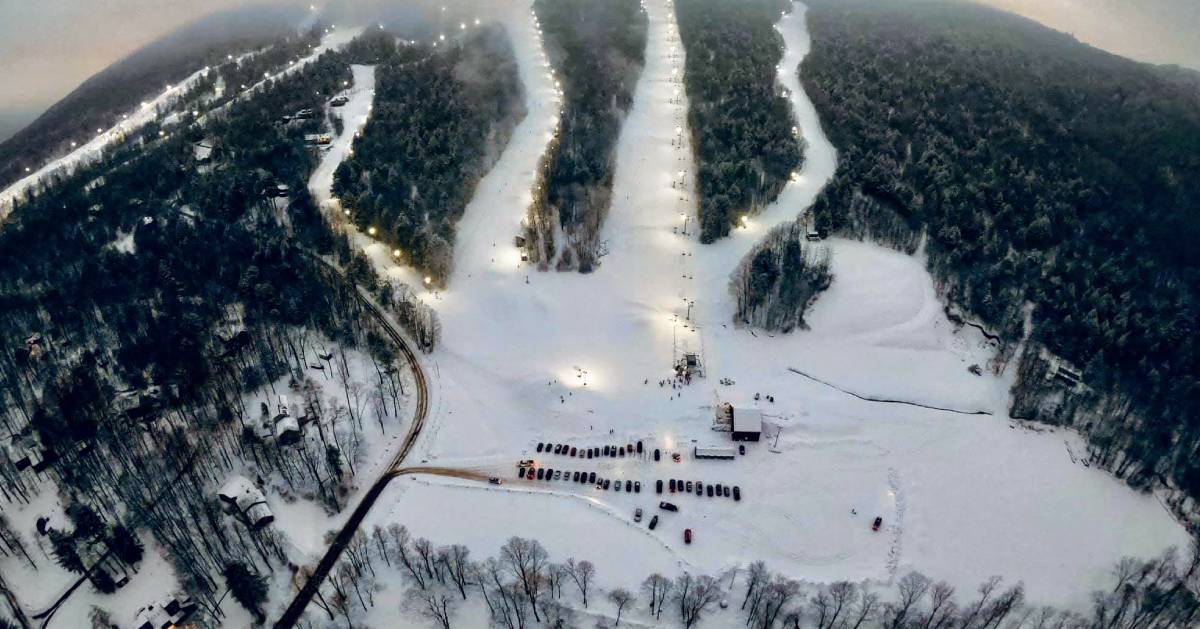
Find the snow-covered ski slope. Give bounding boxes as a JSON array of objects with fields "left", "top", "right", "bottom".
[
  {"left": 0, "top": 26, "right": 361, "bottom": 220},
  {"left": 341, "top": 0, "right": 1187, "bottom": 610}
]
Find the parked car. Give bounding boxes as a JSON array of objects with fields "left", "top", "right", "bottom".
[
  {"left": 723, "top": 486, "right": 731, "bottom": 498},
  {"left": 553, "top": 444, "right": 563, "bottom": 454},
  {"left": 627, "top": 443, "right": 634, "bottom": 453},
  {"left": 656, "top": 479, "right": 663, "bottom": 494},
  {"left": 519, "top": 460, "right": 535, "bottom": 467},
  {"left": 684, "top": 528, "right": 693, "bottom": 544},
  {"left": 573, "top": 471, "right": 581, "bottom": 482},
  {"left": 672, "top": 453, "right": 681, "bottom": 462},
  {"left": 873, "top": 517, "right": 883, "bottom": 531},
  {"left": 330, "top": 95, "right": 349, "bottom": 106},
  {"left": 686, "top": 481, "right": 693, "bottom": 492},
  {"left": 706, "top": 485, "right": 714, "bottom": 497},
  {"left": 526, "top": 469, "right": 535, "bottom": 480},
  {"left": 614, "top": 480, "right": 621, "bottom": 492},
  {"left": 536, "top": 443, "right": 544, "bottom": 453},
  {"left": 739, "top": 444, "right": 745, "bottom": 455},
  {"left": 714, "top": 483, "right": 723, "bottom": 496},
  {"left": 554, "top": 470, "right": 563, "bottom": 480},
  {"left": 603, "top": 479, "right": 611, "bottom": 490},
  {"left": 625, "top": 480, "right": 633, "bottom": 492},
  {"left": 517, "top": 468, "right": 526, "bottom": 479},
  {"left": 588, "top": 472, "right": 597, "bottom": 484},
  {"left": 669, "top": 479, "right": 676, "bottom": 493},
  {"left": 489, "top": 477, "right": 501, "bottom": 485},
  {"left": 610, "top": 447, "right": 617, "bottom": 458},
  {"left": 636, "top": 441, "right": 644, "bottom": 454},
  {"left": 695, "top": 483, "right": 703, "bottom": 496},
  {"left": 587, "top": 449, "right": 593, "bottom": 459},
  {"left": 634, "top": 481, "right": 641, "bottom": 493},
  {"left": 733, "top": 486, "right": 741, "bottom": 500},
  {"left": 659, "top": 502, "right": 678, "bottom": 512},
  {"left": 544, "top": 468, "right": 554, "bottom": 480},
  {"left": 603, "top": 445, "right": 610, "bottom": 456},
  {"left": 570, "top": 446, "right": 577, "bottom": 456},
  {"left": 536, "top": 468, "right": 545, "bottom": 480},
  {"left": 654, "top": 448, "right": 661, "bottom": 462},
  {"left": 649, "top": 515, "right": 659, "bottom": 530},
  {"left": 618, "top": 447, "right": 625, "bottom": 457},
  {"left": 634, "top": 508, "right": 643, "bottom": 522}
]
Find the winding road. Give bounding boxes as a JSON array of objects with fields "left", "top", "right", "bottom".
[{"left": 272, "top": 259, "right": 431, "bottom": 629}]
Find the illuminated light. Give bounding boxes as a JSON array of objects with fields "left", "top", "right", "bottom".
[
  {"left": 740, "top": 215, "right": 749, "bottom": 225},
  {"left": 24, "top": 167, "right": 30, "bottom": 173},
  {"left": 367, "top": 226, "right": 378, "bottom": 236},
  {"left": 474, "top": 18, "right": 480, "bottom": 25},
  {"left": 192, "top": 111, "right": 199, "bottom": 116},
  {"left": 227, "top": 54, "right": 233, "bottom": 60},
  {"left": 392, "top": 249, "right": 402, "bottom": 258},
  {"left": 424, "top": 276, "right": 432, "bottom": 285},
  {"left": 71, "top": 141, "right": 77, "bottom": 147},
  {"left": 343, "top": 209, "right": 351, "bottom": 216},
  {"left": 460, "top": 22, "right": 466, "bottom": 30},
  {"left": 439, "top": 34, "right": 446, "bottom": 41}
]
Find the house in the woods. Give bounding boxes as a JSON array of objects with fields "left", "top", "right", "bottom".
[
  {"left": 217, "top": 476, "right": 274, "bottom": 529},
  {"left": 80, "top": 541, "right": 130, "bottom": 589},
  {"left": 1040, "top": 347, "right": 1088, "bottom": 394},
  {"left": 715, "top": 403, "right": 763, "bottom": 442},
  {"left": 8, "top": 433, "right": 51, "bottom": 472},
  {"left": 273, "top": 395, "right": 302, "bottom": 445},
  {"left": 805, "top": 215, "right": 823, "bottom": 241},
  {"left": 114, "top": 385, "right": 165, "bottom": 423},
  {"left": 131, "top": 594, "right": 197, "bottom": 629},
  {"left": 265, "top": 183, "right": 290, "bottom": 198}
]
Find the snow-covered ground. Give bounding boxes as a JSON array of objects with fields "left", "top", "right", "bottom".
[{"left": 342, "top": 0, "right": 1192, "bottom": 615}]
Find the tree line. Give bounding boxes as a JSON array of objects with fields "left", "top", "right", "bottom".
[
  {"left": 332, "top": 25, "right": 525, "bottom": 285},
  {"left": 524, "top": 0, "right": 648, "bottom": 272},
  {"left": 281, "top": 526, "right": 1199, "bottom": 629},
  {"left": 675, "top": 0, "right": 803, "bottom": 243},
  {"left": 799, "top": 0, "right": 1200, "bottom": 518},
  {"left": 732, "top": 221, "right": 832, "bottom": 333}
]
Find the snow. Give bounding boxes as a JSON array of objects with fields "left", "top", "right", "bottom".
[{"left": 343, "top": 0, "right": 1192, "bottom": 615}]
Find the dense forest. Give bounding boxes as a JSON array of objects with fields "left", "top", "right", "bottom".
[
  {"left": 731, "top": 222, "right": 831, "bottom": 333},
  {"left": 332, "top": 25, "right": 524, "bottom": 284},
  {"left": 0, "top": 31, "right": 437, "bottom": 623},
  {"left": 524, "top": 0, "right": 648, "bottom": 272},
  {"left": 0, "top": 5, "right": 310, "bottom": 190},
  {"left": 675, "top": 0, "right": 803, "bottom": 243},
  {"left": 801, "top": 0, "right": 1200, "bottom": 514}
]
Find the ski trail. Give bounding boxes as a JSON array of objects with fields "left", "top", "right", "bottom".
[{"left": 0, "top": 27, "right": 363, "bottom": 219}]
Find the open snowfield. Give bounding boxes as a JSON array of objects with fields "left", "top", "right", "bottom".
[{"left": 331, "top": 0, "right": 1194, "bottom": 616}]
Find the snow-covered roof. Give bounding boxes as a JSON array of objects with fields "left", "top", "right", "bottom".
[
  {"left": 217, "top": 475, "right": 274, "bottom": 528},
  {"left": 695, "top": 446, "right": 736, "bottom": 459},
  {"left": 732, "top": 407, "right": 762, "bottom": 434}
]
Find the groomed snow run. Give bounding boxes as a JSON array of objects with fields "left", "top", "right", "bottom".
[{"left": 334, "top": 0, "right": 1188, "bottom": 615}]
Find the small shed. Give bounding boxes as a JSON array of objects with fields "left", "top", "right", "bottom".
[
  {"left": 694, "top": 446, "right": 736, "bottom": 460},
  {"left": 132, "top": 594, "right": 197, "bottom": 629},
  {"left": 731, "top": 407, "right": 762, "bottom": 442}
]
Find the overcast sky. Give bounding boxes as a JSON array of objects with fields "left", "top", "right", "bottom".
[{"left": 1, "top": 0, "right": 1198, "bottom": 141}]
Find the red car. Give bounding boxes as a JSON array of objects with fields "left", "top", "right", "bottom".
[
  {"left": 684, "top": 529, "right": 693, "bottom": 544},
  {"left": 872, "top": 516, "right": 883, "bottom": 531},
  {"left": 526, "top": 468, "right": 536, "bottom": 480}
]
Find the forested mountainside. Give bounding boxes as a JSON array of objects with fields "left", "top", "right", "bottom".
[
  {"left": 331, "top": 26, "right": 524, "bottom": 284},
  {"left": 801, "top": 0, "right": 1200, "bottom": 509},
  {"left": 524, "top": 0, "right": 648, "bottom": 272},
  {"left": 0, "top": 5, "right": 310, "bottom": 191},
  {"left": 675, "top": 0, "right": 802, "bottom": 243},
  {"left": 0, "top": 32, "right": 435, "bottom": 616}
]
